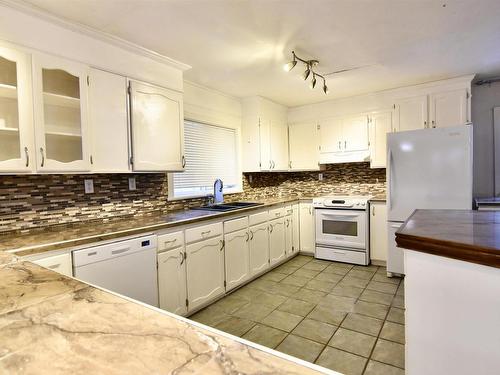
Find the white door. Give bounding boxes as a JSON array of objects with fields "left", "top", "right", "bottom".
[
  {"left": 224, "top": 228, "right": 250, "bottom": 291},
  {"left": 269, "top": 218, "right": 286, "bottom": 265},
  {"left": 369, "top": 110, "right": 393, "bottom": 168},
  {"left": 299, "top": 203, "right": 314, "bottom": 254},
  {"left": 129, "top": 80, "right": 184, "bottom": 171},
  {"left": 394, "top": 95, "right": 428, "bottom": 132},
  {"left": 387, "top": 125, "right": 473, "bottom": 221},
  {"left": 292, "top": 204, "right": 300, "bottom": 253},
  {"left": 319, "top": 117, "right": 343, "bottom": 153},
  {"left": 258, "top": 117, "right": 271, "bottom": 171},
  {"left": 269, "top": 119, "right": 289, "bottom": 171},
  {"left": 249, "top": 222, "right": 270, "bottom": 276},
  {"left": 32, "top": 52, "right": 90, "bottom": 172},
  {"left": 32, "top": 253, "right": 72, "bottom": 277},
  {"left": 285, "top": 216, "right": 294, "bottom": 258},
  {"left": 288, "top": 122, "right": 320, "bottom": 171},
  {"left": 0, "top": 46, "right": 34, "bottom": 172},
  {"left": 186, "top": 236, "right": 225, "bottom": 311},
  {"left": 342, "top": 114, "right": 369, "bottom": 152},
  {"left": 369, "top": 202, "right": 388, "bottom": 262},
  {"left": 387, "top": 222, "right": 404, "bottom": 275},
  {"left": 88, "top": 69, "right": 129, "bottom": 172},
  {"left": 158, "top": 247, "right": 187, "bottom": 316},
  {"left": 429, "top": 88, "right": 468, "bottom": 128}
]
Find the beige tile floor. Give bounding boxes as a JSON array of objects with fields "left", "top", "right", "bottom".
[{"left": 190, "top": 255, "right": 405, "bottom": 375}]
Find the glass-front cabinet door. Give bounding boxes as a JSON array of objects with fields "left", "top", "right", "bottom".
[
  {"left": 32, "top": 53, "right": 90, "bottom": 171},
  {"left": 0, "top": 46, "right": 34, "bottom": 172}
]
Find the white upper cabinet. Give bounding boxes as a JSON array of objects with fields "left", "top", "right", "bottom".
[
  {"left": 32, "top": 53, "right": 91, "bottom": 172},
  {"left": 0, "top": 46, "right": 34, "bottom": 173},
  {"left": 369, "top": 110, "right": 393, "bottom": 168},
  {"left": 429, "top": 88, "right": 469, "bottom": 128},
  {"left": 342, "top": 115, "right": 369, "bottom": 152},
  {"left": 319, "top": 117, "right": 343, "bottom": 153},
  {"left": 242, "top": 96, "right": 288, "bottom": 172},
  {"left": 129, "top": 80, "right": 184, "bottom": 172},
  {"left": 269, "top": 119, "right": 289, "bottom": 171},
  {"left": 394, "top": 95, "right": 428, "bottom": 132},
  {"left": 288, "top": 121, "right": 320, "bottom": 171},
  {"left": 88, "top": 69, "right": 130, "bottom": 173}
]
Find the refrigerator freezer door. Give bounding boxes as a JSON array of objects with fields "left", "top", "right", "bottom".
[
  {"left": 387, "top": 125, "right": 472, "bottom": 222},
  {"left": 387, "top": 221, "right": 405, "bottom": 275}
]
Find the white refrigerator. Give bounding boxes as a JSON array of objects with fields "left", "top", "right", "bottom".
[{"left": 386, "top": 124, "right": 473, "bottom": 275}]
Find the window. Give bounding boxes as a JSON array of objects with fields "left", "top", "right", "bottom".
[{"left": 169, "top": 120, "right": 240, "bottom": 199}]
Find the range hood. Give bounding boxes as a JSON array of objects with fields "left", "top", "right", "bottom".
[{"left": 319, "top": 149, "right": 371, "bottom": 164}]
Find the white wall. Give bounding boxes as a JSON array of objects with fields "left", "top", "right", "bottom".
[
  {"left": 471, "top": 82, "right": 500, "bottom": 197},
  {"left": 183, "top": 81, "right": 242, "bottom": 129}
]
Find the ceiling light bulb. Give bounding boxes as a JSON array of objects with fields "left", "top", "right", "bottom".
[
  {"left": 303, "top": 67, "right": 311, "bottom": 80},
  {"left": 283, "top": 60, "right": 297, "bottom": 72},
  {"left": 310, "top": 74, "right": 317, "bottom": 89}
]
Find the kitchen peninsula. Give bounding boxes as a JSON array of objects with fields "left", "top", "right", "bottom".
[{"left": 396, "top": 209, "right": 500, "bottom": 375}]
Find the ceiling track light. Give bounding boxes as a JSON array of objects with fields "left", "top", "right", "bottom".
[{"left": 283, "top": 50, "right": 329, "bottom": 94}]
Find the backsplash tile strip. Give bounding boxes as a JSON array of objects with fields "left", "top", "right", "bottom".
[{"left": 0, "top": 163, "right": 385, "bottom": 234}]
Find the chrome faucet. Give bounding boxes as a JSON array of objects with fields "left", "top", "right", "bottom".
[{"left": 214, "top": 179, "right": 224, "bottom": 204}]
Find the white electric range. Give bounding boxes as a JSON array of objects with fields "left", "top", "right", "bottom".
[{"left": 313, "top": 195, "right": 371, "bottom": 265}]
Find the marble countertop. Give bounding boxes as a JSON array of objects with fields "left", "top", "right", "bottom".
[
  {"left": 0, "top": 254, "right": 333, "bottom": 374},
  {"left": 1, "top": 197, "right": 306, "bottom": 257},
  {"left": 396, "top": 209, "right": 500, "bottom": 268},
  {"left": 369, "top": 194, "right": 386, "bottom": 202}
]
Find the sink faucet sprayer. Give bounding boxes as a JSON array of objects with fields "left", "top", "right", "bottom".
[{"left": 214, "top": 179, "right": 224, "bottom": 204}]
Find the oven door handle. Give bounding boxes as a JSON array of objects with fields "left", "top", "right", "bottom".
[{"left": 320, "top": 213, "right": 361, "bottom": 218}]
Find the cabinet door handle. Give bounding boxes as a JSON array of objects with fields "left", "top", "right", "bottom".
[
  {"left": 246, "top": 231, "right": 250, "bottom": 242},
  {"left": 338, "top": 141, "right": 341, "bottom": 150},
  {"left": 180, "top": 252, "right": 185, "bottom": 265},
  {"left": 249, "top": 230, "right": 254, "bottom": 240},
  {"left": 220, "top": 239, "right": 225, "bottom": 251},
  {"left": 269, "top": 224, "right": 273, "bottom": 233},
  {"left": 182, "top": 155, "right": 186, "bottom": 168},
  {"left": 39, "top": 147, "right": 45, "bottom": 167},
  {"left": 90, "top": 155, "right": 93, "bottom": 165},
  {"left": 24, "top": 147, "right": 29, "bottom": 167},
  {"left": 424, "top": 120, "right": 428, "bottom": 128},
  {"left": 309, "top": 206, "right": 312, "bottom": 215},
  {"left": 289, "top": 160, "right": 292, "bottom": 169},
  {"left": 344, "top": 140, "right": 347, "bottom": 149},
  {"left": 432, "top": 120, "right": 436, "bottom": 128},
  {"left": 272, "top": 160, "right": 275, "bottom": 169},
  {"left": 372, "top": 206, "right": 375, "bottom": 216}
]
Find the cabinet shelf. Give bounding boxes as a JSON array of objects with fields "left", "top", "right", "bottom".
[
  {"left": 43, "top": 92, "right": 80, "bottom": 108},
  {"left": 0, "top": 83, "right": 17, "bottom": 99},
  {"left": 0, "top": 127, "right": 19, "bottom": 135},
  {"left": 45, "top": 131, "right": 82, "bottom": 138}
]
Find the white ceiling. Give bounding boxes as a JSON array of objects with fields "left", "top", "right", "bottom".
[{"left": 20, "top": 0, "right": 500, "bottom": 107}]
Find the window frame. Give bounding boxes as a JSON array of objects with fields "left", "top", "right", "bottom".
[{"left": 167, "top": 118, "right": 243, "bottom": 201}]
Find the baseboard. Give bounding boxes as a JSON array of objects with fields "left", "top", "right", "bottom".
[{"left": 371, "top": 259, "right": 387, "bottom": 267}]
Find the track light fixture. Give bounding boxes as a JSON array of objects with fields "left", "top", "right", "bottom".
[{"left": 284, "top": 50, "right": 329, "bottom": 94}]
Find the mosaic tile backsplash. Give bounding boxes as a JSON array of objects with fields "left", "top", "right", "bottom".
[{"left": 0, "top": 162, "right": 385, "bottom": 233}]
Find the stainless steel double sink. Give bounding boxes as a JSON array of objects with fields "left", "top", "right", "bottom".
[{"left": 191, "top": 201, "right": 263, "bottom": 212}]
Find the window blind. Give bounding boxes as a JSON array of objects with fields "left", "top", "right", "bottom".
[{"left": 172, "top": 120, "right": 239, "bottom": 198}]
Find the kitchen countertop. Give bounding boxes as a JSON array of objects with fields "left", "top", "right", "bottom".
[
  {"left": 396, "top": 209, "right": 500, "bottom": 268},
  {"left": 369, "top": 194, "right": 386, "bottom": 202},
  {"left": 0, "top": 255, "right": 332, "bottom": 374},
  {"left": 1, "top": 197, "right": 307, "bottom": 257}
]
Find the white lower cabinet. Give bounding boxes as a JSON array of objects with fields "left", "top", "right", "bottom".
[
  {"left": 292, "top": 204, "right": 300, "bottom": 253},
  {"left": 157, "top": 247, "right": 187, "bottom": 316},
  {"left": 186, "top": 235, "right": 225, "bottom": 311},
  {"left": 369, "top": 202, "right": 388, "bottom": 263},
  {"left": 269, "top": 218, "right": 286, "bottom": 265},
  {"left": 32, "top": 253, "right": 72, "bottom": 277},
  {"left": 285, "top": 215, "right": 294, "bottom": 258},
  {"left": 248, "top": 222, "right": 270, "bottom": 276},
  {"left": 224, "top": 228, "right": 250, "bottom": 291},
  {"left": 299, "top": 202, "right": 315, "bottom": 254}
]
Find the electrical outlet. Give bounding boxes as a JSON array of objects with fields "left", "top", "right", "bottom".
[
  {"left": 249, "top": 175, "right": 253, "bottom": 183},
  {"left": 318, "top": 173, "right": 323, "bottom": 181},
  {"left": 84, "top": 179, "right": 94, "bottom": 194},
  {"left": 128, "top": 177, "right": 137, "bottom": 191}
]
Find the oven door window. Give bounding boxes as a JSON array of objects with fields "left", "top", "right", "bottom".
[{"left": 322, "top": 219, "right": 358, "bottom": 237}]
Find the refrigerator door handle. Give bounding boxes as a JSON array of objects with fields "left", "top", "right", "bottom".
[{"left": 388, "top": 149, "right": 394, "bottom": 211}]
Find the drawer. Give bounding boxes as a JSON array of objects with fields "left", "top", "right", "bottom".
[
  {"left": 158, "top": 231, "right": 184, "bottom": 252},
  {"left": 224, "top": 216, "right": 248, "bottom": 234},
  {"left": 315, "top": 246, "right": 368, "bottom": 266},
  {"left": 185, "top": 222, "right": 223, "bottom": 244},
  {"left": 248, "top": 210, "right": 269, "bottom": 226},
  {"left": 269, "top": 206, "right": 286, "bottom": 219}
]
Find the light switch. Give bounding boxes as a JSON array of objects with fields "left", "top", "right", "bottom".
[
  {"left": 84, "top": 179, "right": 94, "bottom": 194},
  {"left": 249, "top": 175, "right": 253, "bottom": 183},
  {"left": 128, "top": 177, "right": 137, "bottom": 191}
]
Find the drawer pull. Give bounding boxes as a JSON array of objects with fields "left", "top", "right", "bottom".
[
  {"left": 48, "top": 264, "right": 60, "bottom": 269},
  {"left": 163, "top": 239, "right": 177, "bottom": 245},
  {"left": 112, "top": 248, "right": 129, "bottom": 255},
  {"left": 87, "top": 252, "right": 97, "bottom": 256},
  {"left": 201, "top": 230, "right": 211, "bottom": 236}
]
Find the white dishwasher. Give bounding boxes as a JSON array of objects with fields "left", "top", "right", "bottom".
[{"left": 73, "top": 235, "right": 158, "bottom": 307}]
